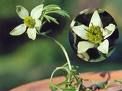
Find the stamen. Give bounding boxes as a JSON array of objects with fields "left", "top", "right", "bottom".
[
  {"left": 24, "top": 16, "right": 35, "bottom": 28},
  {"left": 87, "top": 25, "right": 103, "bottom": 44}
]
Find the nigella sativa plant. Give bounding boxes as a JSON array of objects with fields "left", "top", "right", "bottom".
[
  {"left": 10, "top": 4, "right": 69, "bottom": 40},
  {"left": 69, "top": 9, "right": 119, "bottom": 62}
]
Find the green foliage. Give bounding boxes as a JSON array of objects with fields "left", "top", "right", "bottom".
[
  {"left": 45, "top": 9, "right": 70, "bottom": 18},
  {"left": 50, "top": 64, "right": 82, "bottom": 91},
  {"left": 43, "top": 4, "right": 61, "bottom": 11},
  {"left": 42, "top": 4, "right": 70, "bottom": 24},
  {"left": 44, "top": 15, "right": 59, "bottom": 24}
]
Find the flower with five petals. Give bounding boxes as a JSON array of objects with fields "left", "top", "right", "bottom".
[
  {"left": 10, "top": 4, "right": 43, "bottom": 40},
  {"left": 71, "top": 10, "right": 116, "bottom": 61}
]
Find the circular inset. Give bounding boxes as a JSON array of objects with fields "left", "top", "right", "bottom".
[{"left": 69, "top": 9, "right": 119, "bottom": 62}]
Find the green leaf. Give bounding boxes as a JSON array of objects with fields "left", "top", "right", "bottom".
[
  {"left": 43, "top": 4, "right": 61, "bottom": 11},
  {"left": 45, "top": 10, "right": 70, "bottom": 18},
  {"left": 44, "top": 15, "right": 59, "bottom": 24}
]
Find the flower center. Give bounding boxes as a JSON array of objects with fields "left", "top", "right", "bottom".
[
  {"left": 86, "top": 25, "right": 103, "bottom": 44},
  {"left": 24, "top": 16, "right": 36, "bottom": 28}
]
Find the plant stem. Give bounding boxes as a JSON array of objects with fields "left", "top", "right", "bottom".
[
  {"left": 39, "top": 33, "right": 72, "bottom": 70},
  {"left": 50, "top": 66, "right": 69, "bottom": 83},
  {"left": 54, "top": 39, "right": 72, "bottom": 70}
]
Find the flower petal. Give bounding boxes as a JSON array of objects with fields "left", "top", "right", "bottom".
[
  {"left": 10, "top": 24, "right": 26, "bottom": 36},
  {"left": 79, "top": 9, "right": 89, "bottom": 14},
  {"left": 97, "top": 39, "right": 109, "bottom": 54},
  {"left": 70, "top": 20, "right": 76, "bottom": 27},
  {"left": 31, "top": 4, "right": 44, "bottom": 19},
  {"left": 77, "top": 41, "right": 94, "bottom": 53},
  {"left": 16, "top": 5, "right": 29, "bottom": 19},
  {"left": 89, "top": 10, "right": 102, "bottom": 27},
  {"left": 103, "top": 24, "right": 116, "bottom": 39},
  {"left": 35, "top": 19, "right": 42, "bottom": 31},
  {"left": 27, "top": 28, "right": 37, "bottom": 40},
  {"left": 72, "top": 25, "right": 88, "bottom": 40},
  {"left": 77, "top": 52, "right": 90, "bottom": 61}
]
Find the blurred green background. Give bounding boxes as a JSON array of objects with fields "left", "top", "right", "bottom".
[{"left": 0, "top": 0, "right": 122, "bottom": 90}]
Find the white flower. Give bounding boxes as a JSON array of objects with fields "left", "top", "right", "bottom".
[
  {"left": 10, "top": 4, "right": 44, "bottom": 40},
  {"left": 71, "top": 10, "right": 116, "bottom": 61}
]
